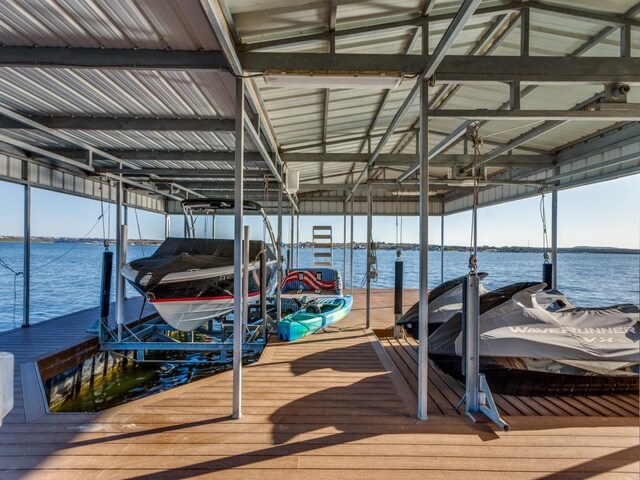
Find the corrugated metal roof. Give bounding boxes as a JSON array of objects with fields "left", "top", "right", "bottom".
[{"left": 0, "top": 0, "right": 636, "bottom": 212}]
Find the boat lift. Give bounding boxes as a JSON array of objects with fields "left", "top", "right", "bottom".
[{"left": 97, "top": 199, "right": 279, "bottom": 365}]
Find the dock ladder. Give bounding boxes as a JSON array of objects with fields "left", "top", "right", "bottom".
[{"left": 312, "top": 225, "right": 333, "bottom": 267}]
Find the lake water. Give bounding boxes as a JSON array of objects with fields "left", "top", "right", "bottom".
[{"left": 0, "top": 242, "right": 638, "bottom": 331}]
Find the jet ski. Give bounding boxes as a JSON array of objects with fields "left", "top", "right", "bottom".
[{"left": 398, "top": 279, "right": 639, "bottom": 395}]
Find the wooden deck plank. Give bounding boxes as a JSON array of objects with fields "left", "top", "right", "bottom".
[{"left": 0, "top": 288, "right": 637, "bottom": 480}]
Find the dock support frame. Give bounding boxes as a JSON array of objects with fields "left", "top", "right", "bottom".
[
  {"left": 365, "top": 171, "right": 372, "bottom": 329},
  {"left": 459, "top": 274, "right": 509, "bottom": 431},
  {"left": 276, "top": 179, "right": 283, "bottom": 322},
  {"left": 343, "top": 202, "right": 347, "bottom": 283},
  {"left": 349, "top": 196, "right": 354, "bottom": 294},
  {"left": 417, "top": 17, "right": 430, "bottom": 421},
  {"left": 551, "top": 188, "right": 558, "bottom": 289},
  {"left": 440, "top": 214, "right": 445, "bottom": 284},
  {"left": 115, "top": 176, "right": 126, "bottom": 341},
  {"left": 233, "top": 77, "right": 245, "bottom": 420},
  {"left": 22, "top": 162, "right": 30, "bottom": 328}
]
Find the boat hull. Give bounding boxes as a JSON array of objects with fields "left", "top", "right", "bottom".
[
  {"left": 151, "top": 292, "right": 261, "bottom": 332},
  {"left": 122, "top": 237, "right": 277, "bottom": 331},
  {"left": 278, "top": 296, "right": 353, "bottom": 342}
]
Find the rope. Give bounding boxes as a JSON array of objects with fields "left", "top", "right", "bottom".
[
  {"left": 31, "top": 213, "right": 105, "bottom": 273},
  {"left": 539, "top": 189, "right": 550, "bottom": 263},
  {"left": 0, "top": 256, "right": 22, "bottom": 327},
  {"left": 133, "top": 207, "right": 145, "bottom": 257},
  {"left": 99, "top": 177, "right": 110, "bottom": 251}
]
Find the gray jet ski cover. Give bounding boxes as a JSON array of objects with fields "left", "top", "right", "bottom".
[{"left": 454, "top": 285, "right": 640, "bottom": 362}]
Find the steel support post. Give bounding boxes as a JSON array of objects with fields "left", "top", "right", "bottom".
[
  {"left": 232, "top": 78, "right": 245, "bottom": 420},
  {"left": 296, "top": 213, "right": 300, "bottom": 269},
  {"left": 551, "top": 189, "right": 558, "bottom": 289},
  {"left": 365, "top": 174, "right": 372, "bottom": 329},
  {"left": 260, "top": 244, "right": 267, "bottom": 343},
  {"left": 289, "top": 207, "right": 294, "bottom": 272},
  {"left": 343, "top": 202, "right": 347, "bottom": 283},
  {"left": 350, "top": 196, "right": 354, "bottom": 295},
  {"left": 440, "top": 214, "right": 445, "bottom": 284},
  {"left": 243, "top": 225, "right": 250, "bottom": 331},
  {"left": 22, "top": 177, "right": 30, "bottom": 328},
  {"left": 115, "top": 177, "right": 126, "bottom": 341},
  {"left": 417, "top": 18, "right": 430, "bottom": 421},
  {"left": 464, "top": 274, "right": 480, "bottom": 412},
  {"left": 276, "top": 180, "right": 283, "bottom": 322},
  {"left": 164, "top": 213, "right": 170, "bottom": 239}
]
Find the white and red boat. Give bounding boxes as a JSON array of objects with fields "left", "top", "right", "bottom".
[{"left": 122, "top": 200, "right": 278, "bottom": 331}]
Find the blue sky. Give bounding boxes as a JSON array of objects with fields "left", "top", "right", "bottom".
[{"left": 1, "top": 174, "right": 638, "bottom": 248}]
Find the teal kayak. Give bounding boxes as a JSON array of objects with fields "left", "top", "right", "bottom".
[{"left": 277, "top": 296, "right": 353, "bottom": 342}]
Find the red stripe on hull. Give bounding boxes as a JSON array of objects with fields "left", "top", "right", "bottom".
[{"left": 151, "top": 291, "right": 261, "bottom": 303}]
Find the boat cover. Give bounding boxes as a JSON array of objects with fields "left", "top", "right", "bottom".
[
  {"left": 453, "top": 287, "right": 640, "bottom": 362},
  {"left": 129, "top": 238, "right": 275, "bottom": 290},
  {"left": 282, "top": 268, "right": 343, "bottom": 295},
  {"left": 396, "top": 273, "right": 488, "bottom": 331}
]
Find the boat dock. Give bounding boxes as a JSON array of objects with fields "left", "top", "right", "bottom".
[
  {"left": 0, "top": 1, "right": 639, "bottom": 477},
  {"left": 1, "top": 289, "right": 637, "bottom": 479}
]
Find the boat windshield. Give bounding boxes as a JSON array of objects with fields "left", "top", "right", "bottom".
[{"left": 180, "top": 198, "right": 279, "bottom": 258}]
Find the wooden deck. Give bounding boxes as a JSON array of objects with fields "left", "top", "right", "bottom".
[{"left": 0, "top": 289, "right": 638, "bottom": 479}]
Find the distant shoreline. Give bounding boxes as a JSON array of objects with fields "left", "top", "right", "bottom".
[{"left": 0, "top": 236, "right": 637, "bottom": 255}]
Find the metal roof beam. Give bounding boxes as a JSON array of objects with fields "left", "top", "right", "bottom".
[
  {"left": 345, "top": 0, "right": 483, "bottom": 202},
  {"left": 0, "top": 46, "right": 228, "bottom": 70},
  {"left": 239, "top": 2, "right": 521, "bottom": 50},
  {"left": 571, "top": 2, "right": 640, "bottom": 56},
  {"left": 97, "top": 168, "right": 271, "bottom": 178},
  {"left": 428, "top": 109, "right": 640, "bottom": 121},
  {"left": 283, "top": 152, "right": 554, "bottom": 167},
  {"left": 241, "top": 53, "right": 640, "bottom": 83},
  {"left": 40, "top": 149, "right": 264, "bottom": 164},
  {"left": 0, "top": 116, "right": 235, "bottom": 131},
  {"left": 528, "top": 2, "right": 640, "bottom": 27}
]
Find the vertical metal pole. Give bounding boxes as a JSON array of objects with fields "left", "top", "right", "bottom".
[
  {"left": 164, "top": 213, "right": 170, "bottom": 239},
  {"left": 343, "top": 202, "right": 347, "bottom": 285},
  {"left": 464, "top": 274, "right": 480, "bottom": 413},
  {"left": 276, "top": 178, "right": 283, "bottom": 322},
  {"left": 212, "top": 214, "right": 216, "bottom": 239},
  {"left": 232, "top": 77, "right": 245, "bottom": 420},
  {"left": 551, "top": 189, "right": 558, "bottom": 290},
  {"left": 22, "top": 170, "right": 30, "bottom": 328},
  {"left": 350, "top": 196, "right": 354, "bottom": 295},
  {"left": 365, "top": 173, "right": 372, "bottom": 329},
  {"left": 440, "top": 214, "right": 445, "bottom": 284},
  {"left": 243, "top": 225, "right": 250, "bottom": 331},
  {"left": 260, "top": 244, "right": 267, "bottom": 344},
  {"left": 295, "top": 213, "right": 300, "bottom": 269},
  {"left": 115, "top": 177, "right": 126, "bottom": 341},
  {"left": 417, "top": 18, "right": 430, "bottom": 421},
  {"left": 289, "top": 207, "right": 294, "bottom": 272}
]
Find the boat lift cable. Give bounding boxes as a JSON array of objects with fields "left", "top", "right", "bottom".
[
  {"left": 99, "top": 176, "right": 110, "bottom": 251},
  {"left": 133, "top": 207, "right": 146, "bottom": 257},
  {"left": 540, "top": 190, "right": 550, "bottom": 264},
  {"left": 468, "top": 123, "right": 483, "bottom": 273}
]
